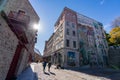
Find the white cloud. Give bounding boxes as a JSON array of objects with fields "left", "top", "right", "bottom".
[{"left": 103, "top": 24, "right": 112, "bottom": 33}]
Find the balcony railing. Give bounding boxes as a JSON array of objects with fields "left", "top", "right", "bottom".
[{"left": 8, "top": 11, "right": 30, "bottom": 25}]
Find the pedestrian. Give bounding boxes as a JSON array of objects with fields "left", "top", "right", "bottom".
[
  {"left": 48, "top": 61, "right": 52, "bottom": 72},
  {"left": 56, "top": 63, "right": 61, "bottom": 69},
  {"left": 42, "top": 59, "right": 47, "bottom": 73}
]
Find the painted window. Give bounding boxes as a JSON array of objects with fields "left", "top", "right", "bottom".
[
  {"left": 67, "top": 52, "right": 76, "bottom": 66},
  {"left": 72, "top": 23, "right": 75, "bottom": 28},
  {"left": 93, "top": 22, "right": 98, "bottom": 29},
  {"left": 66, "top": 21, "right": 69, "bottom": 26}
]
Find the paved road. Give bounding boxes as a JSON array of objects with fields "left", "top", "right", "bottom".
[{"left": 32, "top": 63, "right": 120, "bottom": 80}]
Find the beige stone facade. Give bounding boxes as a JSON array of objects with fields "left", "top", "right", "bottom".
[{"left": 0, "top": 0, "right": 39, "bottom": 80}]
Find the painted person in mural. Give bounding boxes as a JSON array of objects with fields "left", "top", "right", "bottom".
[
  {"left": 79, "top": 54, "right": 83, "bottom": 66},
  {"left": 48, "top": 61, "right": 52, "bottom": 72},
  {"left": 42, "top": 58, "right": 47, "bottom": 73},
  {"left": 90, "top": 53, "right": 97, "bottom": 68}
]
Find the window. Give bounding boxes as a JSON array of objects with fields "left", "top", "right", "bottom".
[
  {"left": 66, "top": 28, "right": 69, "bottom": 35},
  {"left": 73, "top": 41, "right": 76, "bottom": 48},
  {"left": 73, "top": 31, "right": 76, "bottom": 36},
  {"left": 66, "top": 21, "right": 69, "bottom": 26},
  {"left": 72, "top": 23, "right": 75, "bottom": 28},
  {"left": 66, "top": 39, "right": 70, "bottom": 47}
]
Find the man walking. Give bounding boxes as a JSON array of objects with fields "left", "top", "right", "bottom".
[{"left": 42, "top": 58, "right": 47, "bottom": 73}]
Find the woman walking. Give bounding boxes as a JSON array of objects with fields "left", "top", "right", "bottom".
[{"left": 48, "top": 61, "right": 52, "bottom": 72}]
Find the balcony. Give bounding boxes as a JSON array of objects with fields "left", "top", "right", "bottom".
[{"left": 8, "top": 11, "right": 30, "bottom": 28}]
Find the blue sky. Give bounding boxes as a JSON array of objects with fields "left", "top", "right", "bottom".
[{"left": 29, "top": 0, "right": 120, "bottom": 55}]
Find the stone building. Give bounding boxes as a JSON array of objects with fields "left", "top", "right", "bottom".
[
  {"left": 0, "top": 0, "right": 39, "bottom": 80},
  {"left": 44, "top": 33, "right": 54, "bottom": 57},
  {"left": 43, "top": 7, "right": 108, "bottom": 68},
  {"left": 34, "top": 48, "right": 42, "bottom": 62}
]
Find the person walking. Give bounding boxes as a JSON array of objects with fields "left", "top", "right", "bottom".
[
  {"left": 42, "top": 59, "right": 47, "bottom": 73},
  {"left": 48, "top": 61, "right": 52, "bottom": 72}
]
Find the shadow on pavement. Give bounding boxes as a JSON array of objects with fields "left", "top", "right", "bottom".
[
  {"left": 65, "top": 66, "right": 120, "bottom": 80},
  {"left": 44, "top": 72, "right": 50, "bottom": 75},
  {"left": 17, "top": 66, "right": 39, "bottom": 80},
  {"left": 50, "top": 72, "right": 56, "bottom": 75}
]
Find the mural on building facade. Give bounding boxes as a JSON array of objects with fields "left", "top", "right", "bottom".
[{"left": 44, "top": 7, "right": 108, "bottom": 68}]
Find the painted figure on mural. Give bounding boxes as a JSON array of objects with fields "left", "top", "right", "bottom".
[
  {"left": 79, "top": 54, "right": 83, "bottom": 66},
  {"left": 90, "top": 53, "right": 97, "bottom": 68}
]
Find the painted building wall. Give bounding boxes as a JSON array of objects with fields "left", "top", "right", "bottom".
[
  {"left": 0, "top": 15, "right": 18, "bottom": 80},
  {"left": 108, "top": 47, "right": 120, "bottom": 67},
  {"left": 0, "top": 0, "right": 39, "bottom": 79},
  {"left": 44, "top": 7, "right": 108, "bottom": 68},
  {"left": 77, "top": 12, "right": 108, "bottom": 66},
  {"left": 14, "top": 0, "right": 39, "bottom": 76}
]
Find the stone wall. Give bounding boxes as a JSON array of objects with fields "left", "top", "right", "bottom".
[
  {"left": 0, "top": 15, "right": 18, "bottom": 80},
  {"left": 108, "top": 47, "right": 120, "bottom": 67}
]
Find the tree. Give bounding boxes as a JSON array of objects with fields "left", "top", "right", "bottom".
[
  {"left": 112, "top": 17, "right": 120, "bottom": 28},
  {"left": 109, "top": 27, "right": 120, "bottom": 45},
  {"left": 105, "top": 31, "right": 114, "bottom": 46}
]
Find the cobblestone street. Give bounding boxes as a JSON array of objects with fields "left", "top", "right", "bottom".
[{"left": 30, "top": 63, "right": 120, "bottom": 80}]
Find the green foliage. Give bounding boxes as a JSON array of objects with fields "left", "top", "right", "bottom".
[{"left": 111, "top": 65, "right": 120, "bottom": 70}]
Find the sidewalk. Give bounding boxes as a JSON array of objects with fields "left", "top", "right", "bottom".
[
  {"left": 33, "top": 63, "right": 109, "bottom": 80},
  {"left": 17, "top": 63, "right": 120, "bottom": 80}
]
